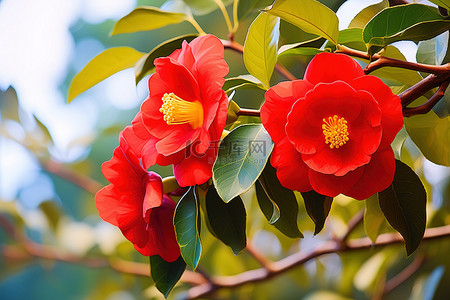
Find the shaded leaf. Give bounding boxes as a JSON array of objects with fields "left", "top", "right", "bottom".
[
  {"left": 226, "top": 99, "right": 240, "bottom": 126},
  {"left": 205, "top": 185, "right": 247, "bottom": 254},
  {"left": 223, "top": 76, "right": 267, "bottom": 95},
  {"left": 363, "top": 4, "right": 450, "bottom": 55},
  {"left": 404, "top": 96, "right": 450, "bottom": 166},
  {"left": 134, "top": 34, "right": 198, "bottom": 84},
  {"left": 265, "top": 0, "right": 339, "bottom": 45},
  {"left": 278, "top": 47, "right": 324, "bottom": 59},
  {"left": 213, "top": 124, "right": 274, "bottom": 203},
  {"left": 364, "top": 194, "right": 386, "bottom": 243},
  {"left": 278, "top": 36, "right": 326, "bottom": 55},
  {"left": 111, "top": 7, "right": 186, "bottom": 36},
  {"left": 378, "top": 160, "right": 427, "bottom": 256},
  {"left": 243, "top": 12, "right": 280, "bottom": 87},
  {"left": 428, "top": 0, "right": 450, "bottom": 12},
  {"left": 349, "top": 0, "right": 388, "bottom": 29},
  {"left": 325, "top": 28, "right": 366, "bottom": 52},
  {"left": 0, "top": 86, "right": 20, "bottom": 122},
  {"left": 238, "top": 0, "right": 274, "bottom": 21},
  {"left": 174, "top": 186, "right": 201, "bottom": 269},
  {"left": 301, "top": 190, "right": 333, "bottom": 235},
  {"left": 68, "top": 47, "right": 144, "bottom": 102},
  {"left": 256, "top": 163, "right": 303, "bottom": 238},
  {"left": 150, "top": 255, "right": 186, "bottom": 298}
]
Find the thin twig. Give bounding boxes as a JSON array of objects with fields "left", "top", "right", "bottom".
[
  {"left": 246, "top": 243, "right": 276, "bottom": 272},
  {"left": 222, "top": 40, "right": 297, "bottom": 81},
  {"left": 237, "top": 108, "right": 261, "bottom": 117},
  {"left": 340, "top": 210, "right": 364, "bottom": 243}
]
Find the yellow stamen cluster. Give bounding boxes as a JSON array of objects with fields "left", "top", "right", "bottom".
[
  {"left": 159, "top": 93, "right": 203, "bottom": 129},
  {"left": 322, "top": 115, "right": 350, "bottom": 149}
]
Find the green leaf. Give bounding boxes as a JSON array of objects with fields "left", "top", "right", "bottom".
[
  {"left": 182, "top": 0, "right": 233, "bottom": 15},
  {"left": 404, "top": 100, "right": 450, "bottom": 166},
  {"left": 278, "top": 47, "right": 324, "bottom": 59},
  {"left": 301, "top": 190, "right": 333, "bottom": 235},
  {"left": 213, "top": 124, "right": 274, "bottom": 203},
  {"left": 0, "top": 86, "right": 20, "bottom": 122},
  {"left": 238, "top": 0, "right": 274, "bottom": 21},
  {"left": 378, "top": 160, "right": 427, "bottom": 256},
  {"left": 325, "top": 28, "right": 366, "bottom": 52},
  {"left": 349, "top": 0, "right": 388, "bottom": 29},
  {"left": 363, "top": 4, "right": 450, "bottom": 55},
  {"left": 134, "top": 34, "right": 198, "bottom": 84},
  {"left": 428, "top": 0, "right": 450, "bottom": 12},
  {"left": 278, "top": 37, "right": 326, "bottom": 55},
  {"left": 364, "top": 194, "right": 386, "bottom": 243},
  {"left": 265, "top": 0, "right": 339, "bottom": 45},
  {"left": 243, "top": 12, "right": 280, "bottom": 87},
  {"left": 111, "top": 7, "right": 187, "bottom": 35},
  {"left": 205, "top": 185, "right": 247, "bottom": 255},
  {"left": 256, "top": 163, "right": 303, "bottom": 238},
  {"left": 226, "top": 99, "right": 240, "bottom": 126},
  {"left": 174, "top": 186, "right": 201, "bottom": 269},
  {"left": 150, "top": 255, "right": 186, "bottom": 298},
  {"left": 68, "top": 47, "right": 144, "bottom": 102},
  {"left": 223, "top": 75, "right": 267, "bottom": 95}
]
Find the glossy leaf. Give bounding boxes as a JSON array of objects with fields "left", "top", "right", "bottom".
[
  {"left": 428, "top": 0, "right": 450, "bottom": 12},
  {"left": 256, "top": 163, "right": 303, "bottom": 238},
  {"left": 111, "top": 7, "right": 186, "bottom": 35},
  {"left": 243, "top": 12, "right": 280, "bottom": 87},
  {"left": 325, "top": 28, "right": 366, "bottom": 52},
  {"left": 135, "top": 34, "right": 198, "bottom": 84},
  {"left": 349, "top": 0, "right": 388, "bottom": 29},
  {"left": 278, "top": 47, "right": 323, "bottom": 59},
  {"left": 223, "top": 76, "right": 267, "bottom": 95},
  {"left": 301, "top": 190, "right": 333, "bottom": 235},
  {"left": 378, "top": 160, "right": 427, "bottom": 256},
  {"left": 404, "top": 98, "right": 450, "bottom": 166},
  {"left": 150, "top": 255, "right": 186, "bottom": 298},
  {"left": 278, "top": 37, "right": 326, "bottom": 55},
  {"left": 363, "top": 4, "right": 450, "bottom": 54},
  {"left": 174, "top": 186, "right": 201, "bottom": 269},
  {"left": 205, "top": 185, "right": 247, "bottom": 254},
  {"left": 68, "top": 47, "right": 144, "bottom": 102},
  {"left": 265, "top": 0, "right": 339, "bottom": 45},
  {"left": 238, "top": 0, "right": 274, "bottom": 21},
  {"left": 182, "top": 0, "right": 233, "bottom": 15},
  {"left": 213, "top": 124, "right": 274, "bottom": 203},
  {"left": 364, "top": 194, "right": 386, "bottom": 243}
]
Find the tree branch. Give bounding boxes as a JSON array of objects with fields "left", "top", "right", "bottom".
[
  {"left": 186, "top": 225, "right": 450, "bottom": 299},
  {"left": 237, "top": 108, "right": 261, "bottom": 117},
  {"left": 382, "top": 254, "right": 426, "bottom": 296},
  {"left": 222, "top": 40, "right": 297, "bottom": 81},
  {"left": 403, "top": 81, "right": 449, "bottom": 117}
]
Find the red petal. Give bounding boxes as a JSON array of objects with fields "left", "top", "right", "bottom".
[
  {"left": 308, "top": 166, "right": 364, "bottom": 197},
  {"left": 351, "top": 75, "right": 404, "bottom": 149},
  {"left": 345, "top": 148, "right": 396, "bottom": 200},
  {"left": 261, "top": 80, "right": 313, "bottom": 143},
  {"left": 139, "top": 195, "right": 180, "bottom": 261},
  {"left": 142, "top": 172, "right": 163, "bottom": 219},
  {"left": 270, "top": 136, "right": 312, "bottom": 192},
  {"left": 304, "top": 52, "right": 364, "bottom": 85},
  {"left": 173, "top": 146, "right": 217, "bottom": 187}
]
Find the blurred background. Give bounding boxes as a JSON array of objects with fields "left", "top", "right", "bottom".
[{"left": 1, "top": 0, "right": 449, "bottom": 299}]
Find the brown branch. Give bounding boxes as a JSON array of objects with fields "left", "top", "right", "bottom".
[
  {"left": 403, "top": 81, "right": 449, "bottom": 117},
  {"left": 222, "top": 39, "right": 297, "bottom": 81},
  {"left": 340, "top": 210, "right": 364, "bottom": 243},
  {"left": 0, "top": 213, "right": 204, "bottom": 285},
  {"left": 382, "top": 254, "right": 426, "bottom": 296},
  {"left": 246, "top": 243, "right": 276, "bottom": 272},
  {"left": 237, "top": 108, "right": 261, "bottom": 117},
  {"left": 388, "top": 0, "right": 409, "bottom": 6},
  {"left": 41, "top": 160, "right": 103, "bottom": 195},
  {"left": 186, "top": 225, "right": 450, "bottom": 299}
]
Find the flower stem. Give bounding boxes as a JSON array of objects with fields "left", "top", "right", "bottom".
[
  {"left": 214, "top": 0, "right": 233, "bottom": 34},
  {"left": 187, "top": 17, "right": 206, "bottom": 35}
]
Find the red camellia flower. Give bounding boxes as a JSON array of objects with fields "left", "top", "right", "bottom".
[
  {"left": 261, "top": 52, "right": 403, "bottom": 200},
  {"left": 125, "top": 34, "right": 229, "bottom": 187},
  {"left": 95, "top": 127, "right": 180, "bottom": 262}
]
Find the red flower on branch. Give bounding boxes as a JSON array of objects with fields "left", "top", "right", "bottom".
[
  {"left": 95, "top": 127, "right": 180, "bottom": 262},
  {"left": 126, "top": 34, "right": 229, "bottom": 187},
  {"left": 261, "top": 53, "right": 403, "bottom": 200}
]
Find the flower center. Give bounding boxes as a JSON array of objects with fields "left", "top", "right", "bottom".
[
  {"left": 159, "top": 93, "right": 204, "bottom": 129},
  {"left": 322, "top": 115, "right": 349, "bottom": 149}
]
